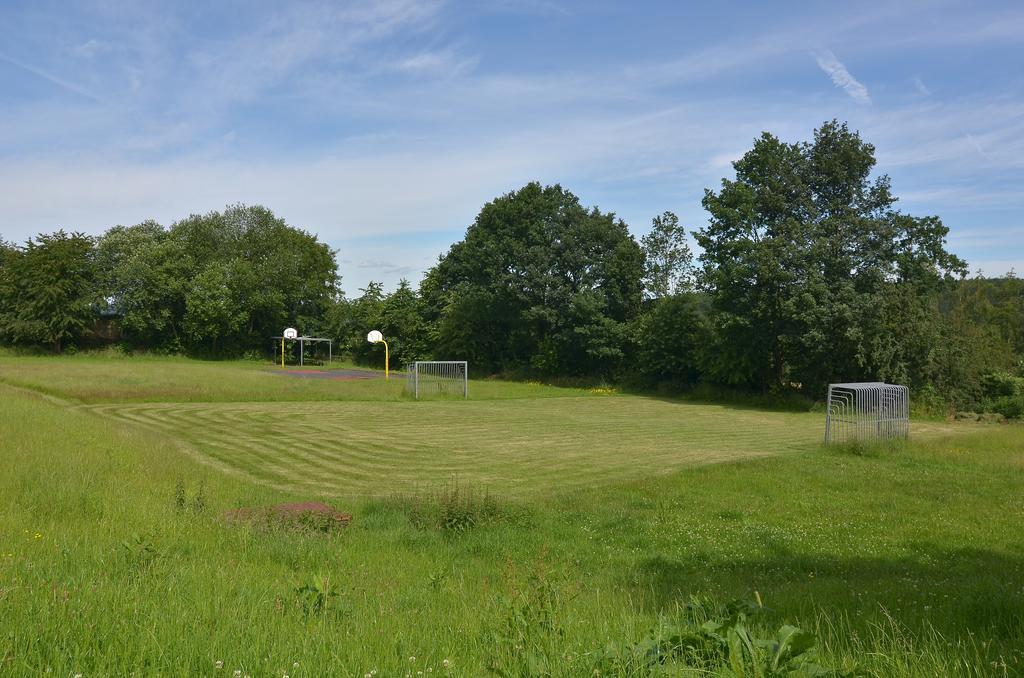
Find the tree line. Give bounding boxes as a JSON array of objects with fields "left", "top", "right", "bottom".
[{"left": 1, "top": 121, "right": 1021, "bottom": 415}]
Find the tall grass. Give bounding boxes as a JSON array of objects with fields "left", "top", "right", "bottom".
[{"left": 1, "top": 356, "right": 1022, "bottom": 674}]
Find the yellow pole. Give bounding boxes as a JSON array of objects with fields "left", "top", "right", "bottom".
[
  {"left": 281, "top": 338, "right": 285, "bottom": 368},
  {"left": 382, "top": 339, "right": 389, "bottom": 380}
]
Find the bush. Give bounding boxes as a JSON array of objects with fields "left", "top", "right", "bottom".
[
  {"left": 632, "top": 293, "right": 704, "bottom": 389},
  {"left": 990, "top": 395, "right": 1024, "bottom": 419},
  {"left": 980, "top": 371, "right": 1024, "bottom": 399}
]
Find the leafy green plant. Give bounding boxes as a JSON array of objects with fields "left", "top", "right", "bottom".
[
  {"left": 484, "top": 558, "right": 574, "bottom": 677},
  {"left": 596, "top": 598, "right": 854, "bottom": 676},
  {"left": 295, "top": 573, "right": 339, "bottom": 616},
  {"left": 119, "top": 532, "right": 163, "bottom": 573}
]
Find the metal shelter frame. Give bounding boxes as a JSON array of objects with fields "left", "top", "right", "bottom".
[
  {"left": 824, "top": 382, "right": 909, "bottom": 445},
  {"left": 271, "top": 335, "right": 333, "bottom": 367}
]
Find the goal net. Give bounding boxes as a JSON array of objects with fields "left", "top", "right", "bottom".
[
  {"left": 406, "top": 361, "right": 468, "bottom": 399},
  {"left": 824, "top": 382, "right": 909, "bottom": 445}
]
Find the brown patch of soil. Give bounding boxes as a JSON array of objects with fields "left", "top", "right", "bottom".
[{"left": 223, "top": 502, "right": 352, "bottom": 532}]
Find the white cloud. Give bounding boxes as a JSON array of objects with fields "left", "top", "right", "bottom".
[
  {"left": 71, "top": 39, "right": 111, "bottom": 59},
  {"left": 0, "top": 53, "right": 105, "bottom": 103},
  {"left": 2, "top": 1, "right": 1023, "bottom": 290},
  {"left": 395, "top": 49, "right": 477, "bottom": 76},
  {"left": 814, "top": 49, "right": 871, "bottom": 104}
]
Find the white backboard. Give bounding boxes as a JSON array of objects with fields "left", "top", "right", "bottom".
[
  {"left": 366, "top": 330, "right": 383, "bottom": 343},
  {"left": 283, "top": 327, "right": 298, "bottom": 339}
]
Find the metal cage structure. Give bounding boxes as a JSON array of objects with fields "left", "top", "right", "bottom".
[
  {"left": 406, "top": 361, "right": 468, "bottom": 400},
  {"left": 271, "top": 335, "right": 332, "bottom": 366},
  {"left": 824, "top": 382, "right": 909, "bottom": 445}
]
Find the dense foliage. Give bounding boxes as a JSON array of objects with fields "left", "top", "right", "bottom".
[
  {"left": 696, "top": 121, "right": 967, "bottom": 395},
  {"left": 1, "top": 121, "right": 1021, "bottom": 414},
  {"left": 0, "top": 231, "right": 96, "bottom": 352},
  {"left": 420, "top": 182, "right": 645, "bottom": 377},
  {"left": 1, "top": 206, "right": 339, "bottom": 356}
]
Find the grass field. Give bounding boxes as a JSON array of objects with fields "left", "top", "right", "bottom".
[{"left": 1, "top": 354, "right": 1023, "bottom": 675}]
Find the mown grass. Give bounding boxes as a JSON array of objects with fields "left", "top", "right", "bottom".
[
  {"left": 0, "top": 353, "right": 591, "bottom": 403},
  {"left": 1, "top": 355, "right": 1022, "bottom": 675},
  {"left": 84, "top": 397, "right": 829, "bottom": 496}
]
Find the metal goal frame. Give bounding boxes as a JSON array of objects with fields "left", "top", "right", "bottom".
[
  {"left": 406, "top": 361, "right": 468, "bottom": 400},
  {"left": 824, "top": 382, "right": 909, "bottom": 445}
]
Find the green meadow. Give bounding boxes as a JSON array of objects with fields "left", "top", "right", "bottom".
[{"left": 1, "top": 354, "right": 1022, "bottom": 676}]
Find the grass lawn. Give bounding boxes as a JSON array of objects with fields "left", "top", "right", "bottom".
[
  {"left": 1, "top": 353, "right": 1022, "bottom": 675},
  {"left": 0, "top": 352, "right": 583, "bottom": 403}
]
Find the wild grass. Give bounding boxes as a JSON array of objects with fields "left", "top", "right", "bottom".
[{"left": 0, "top": 355, "right": 1022, "bottom": 675}]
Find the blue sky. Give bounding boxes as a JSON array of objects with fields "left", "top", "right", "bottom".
[{"left": 1, "top": 0, "right": 1022, "bottom": 293}]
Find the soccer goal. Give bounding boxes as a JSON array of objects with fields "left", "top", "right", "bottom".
[
  {"left": 406, "top": 361, "right": 468, "bottom": 400},
  {"left": 824, "top": 382, "right": 909, "bottom": 445}
]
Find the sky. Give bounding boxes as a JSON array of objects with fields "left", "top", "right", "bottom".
[{"left": 1, "top": 0, "right": 1022, "bottom": 293}]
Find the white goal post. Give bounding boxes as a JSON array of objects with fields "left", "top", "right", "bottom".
[{"left": 406, "top": 361, "right": 468, "bottom": 400}]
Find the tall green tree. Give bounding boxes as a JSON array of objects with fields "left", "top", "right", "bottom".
[
  {"left": 423, "top": 182, "right": 644, "bottom": 377},
  {"left": 182, "top": 262, "right": 248, "bottom": 353},
  {"left": 378, "top": 279, "right": 431, "bottom": 368},
  {"left": 345, "top": 282, "right": 387, "bottom": 366},
  {"left": 633, "top": 293, "right": 705, "bottom": 388},
  {"left": 95, "top": 221, "right": 189, "bottom": 349},
  {"left": 0, "top": 239, "right": 18, "bottom": 344},
  {"left": 641, "top": 211, "right": 694, "bottom": 298},
  {"left": 0, "top": 231, "right": 97, "bottom": 352},
  {"left": 96, "top": 205, "right": 339, "bottom": 354},
  {"left": 696, "top": 120, "right": 966, "bottom": 394}
]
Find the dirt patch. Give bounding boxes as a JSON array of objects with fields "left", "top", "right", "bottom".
[
  {"left": 223, "top": 501, "right": 352, "bottom": 532},
  {"left": 270, "top": 368, "right": 381, "bottom": 381}
]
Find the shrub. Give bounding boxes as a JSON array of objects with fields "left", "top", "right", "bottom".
[
  {"left": 981, "top": 371, "right": 1024, "bottom": 399},
  {"left": 990, "top": 395, "right": 1024, "bottom": 420}
]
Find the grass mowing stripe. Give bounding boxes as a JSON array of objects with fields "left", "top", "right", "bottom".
[{"left": 84, "top": 396, "right": 830, "bottom": 497}]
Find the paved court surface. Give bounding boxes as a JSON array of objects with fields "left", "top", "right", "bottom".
[{"left": 271, "top": 368, "right": 381, "bottom": 380}]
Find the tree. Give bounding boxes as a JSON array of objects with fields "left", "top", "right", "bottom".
[
  {"left": 345, "top": 282, "right": 386, "bottom": 366},
  {"left": 0, "top": 231, "right": 96, "bottom": 352},
  {"left": 696, "top": 120, "right": 966, "bottom": 394},
  {"left": 378, "top": 279, "right": 431, "bottom": 368},
  {"left": 95, "top": 221, "right": 189, "bottom": 349},
  {"left": 633, "top": 293, "right": 705, "bottom": 388},
  {"left": 641, "top": 211, "right": 694, "bottom": 298},
  {"left": 95, "top": 205, "right": 340, "bottom": 354},
  {"left": 182, "top": 262, "right": 247, "bottom": 353},
  {"left": 422, "top": 182, "right": 645, "bottom": 377},
  {"left": 0, "top": 239, "right": 18, "bottom": 344}
]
